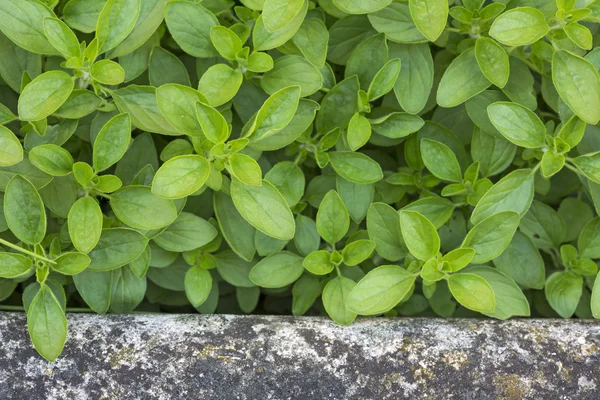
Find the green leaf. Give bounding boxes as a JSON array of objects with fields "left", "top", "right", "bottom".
[
  {"left": 68, "top": 197, "right": 103, "bottom": 254},
  {"left": 110, "top": 265, "right": 146, "bottom": 312},
  {"left": 409, "top": 0, "right": 448, "bottom": 42},
  {"left": 43, "top": 17, "right": 80, "bottom": 59},
  {"left": 389, "top": 42, "right": 433, "bottom": 115},
  {"left": 112, "top": 85, "right": 179, "bottom": 135},
  {"left": 18, "top": 70, "right": 74, "bottom": 121},
  {"left": 185, "top": 265, "right": 212, "bottom": 307},
  {"left": 368, "top": 58, "right": 401, "bottom": 101},
  {"left": 249, "top": 251, "right": 304, "bottom": 288},
  {"left": 262, "top": 0, "right": 304, "bottom": 32},
  {"left": 545, "top": 271, "right": 583, "bottom": 318},
  {"left": 198, "top": 64, "right": 243, "bottom": 107},
  {"left": 214, "top": 191, "right": 256, "bottom": 262},
  {"left": 468, "top": 266, "right": 529, "bottom": 319},
  {"left": 148, "top": 46, "right": 190, "bottom": 87},
  {"left": 107, "top": 0, "right": 169, "bottom": 58},
  {"left": 367, "top": 203, "right": 406, "bottom": 261},
  {"left": 333, "top": 0, "right": 391, "bottom": 14},
  {"left": 291, "top": 18, "right": 328, "bottom": 68},
  {"left": 261, "top": 55, "right": 322, "bottom": 97},
  {"left": 230, "top": 178, "right": 295, "bottom": 240},
  {"left": 29, "top": 144, "right": 73, "bottom": 177},
  {"left": 345, "top": 33, "right": 388, "bottom": 90},
  {"left": 347, "top": 113, "right": 371, "bottom": 151},
  {"left": 252, "top": 1, "right": 308, "bottom": 51},
  {"left": 229, "top": 154, "right": 262, "bottom": 187},
  {"left": 493, "top": 231, "right": 545, "bottom": 289},
  {"left": 0, "top": 126, "right": 24, "bottom": 167},
  {"left": 367, "top": 3, "right": 426, "bottom": 44},
  {"left": 195, "top": 101, "right": 229, "bottom": 143},
  {"left": 461, "top": 211, "right": 520, "bottom": 264},
  {"left": 156, "top": 84, "right": 206, "bottom": 137},
  {"left": 52, "top": 252, "right": 91, "bottom": 275},
  {"left": 370, "top": 112, "right": 425, "bottom": 139},
  {"left": 471, "top": 168, "right": 534, "bottom": 225},
  {"left": 592, "top": 273, "right": 600, "bottom": 319},
  {"left": 520, "top": 200, "right": 566, "bottom": 249},
  {"left": 402, "top": 197, "right": 455, "bottom": 229},
  {"left": 317, "top": 190, "right": 350, "bottom": 244},
  {"left": 489, "top": 7, "right": 549, "bottom": 46},
  {"left": 420, "top": 138, "right": 462, "bottom": 182},
  {"left": 90, "top": 59, "right": 125, "bottom": 85},
  {"left": 209, "top": 26, "right": 242, "bottom": 60},
  {"left": 316, "top": 75, "right": 359, "bottom": 134},
  {"left": 346, "top": 265, "right": 416, "bottom": 315},
  {"left": 154, "top": 212, "right": 217, "bottom": 252},
  {"left": 578, "top": 217, "right": 600, "bottom": 259},
  {"left": 264, "top": 161, "right": 305, "bottom": 207},
  {"left": 437, "top": 48, "right": 491, "bottom": 108},
  {"left": 27, "top": 283, "right": 67, "bottom": 361},
  {"left": 474, "top": 38, "right": 509, "bottom": 88},
  {"left": 73, "top": 270, "right": 112, "bottom": 313},
  {"left": 87, "top": 228, "right": 148, "bottom": 271},
  {"left": 165, "top": 0, "right": 217, "bottom": 57},
  {"left": 54, "top": 90, "right": 102, "bottom": 119},
  {"left": 4, "top": 175, "right": 46, "bottom": 244},
  {"left": 552, "top": 50, "right": 600, "bottom": 124},
  {"left": 572, "top": 152, "right": 600, "bottom": 184},
  {"left": 342, "top": 239, "right": 375, "bottom": 266},
  {"left": 152, "top": 155, "right": 210, "bottom": 199},
  {"left": 303, "top": 250, "right": 334, "bottom": 275},
  {"left": 96, "top": 0, "right": 141, "bottom": 53},
  {"left": 399, "top": 210, "right": 440, "bottom": 261},
  {"left": 0, "top": 252, "right": 33, "bottom": 278},
  {"left": 247, "top": 86, "right": 301, "bottom": 141},
  {"left": 111, "top": 186, "right": 177, "bottom": 230},
  {"left": 0, "top": 0, "right": 58, "bottom": 55},
  {"left": 322, "top": 276, "right": 357, "bottom": 325},
  {"left": 93, "top": 113, "right": 131, "bottom": 172},
  {"left": 448, "top": 273, "right": 495, "bottom": 313},
  {"left": 328, "top": 152, "right": 383, "bottom": 184},
  {"left": 487, "top": 102, "right": 546, "bottom": 148}
]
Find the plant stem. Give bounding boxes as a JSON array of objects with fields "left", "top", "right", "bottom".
[{"left": 0, "top": 238, "right": 56, "bottom": 265}]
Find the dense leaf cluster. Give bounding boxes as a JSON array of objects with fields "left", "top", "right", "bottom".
[{"left": 1, "top": 0, "right": 600, "bottom": 360}]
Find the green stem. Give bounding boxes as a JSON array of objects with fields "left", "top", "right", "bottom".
[{"left": 0, "top": 238, "right": 56, "bottom": 265}]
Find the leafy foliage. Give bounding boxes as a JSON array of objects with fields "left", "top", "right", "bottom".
[{"left": 0, "top": 0, "right": 600, "bottom": 360}]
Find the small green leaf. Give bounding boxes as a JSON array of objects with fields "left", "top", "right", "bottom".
[
  {"left": 461, "top": 211, "right": 520, "bottom": 264},
  {"left": 346, "top": 265, "right": 416, "bottom": 315},
  {"left": 152, "top": 155, "right": 210, "bottom": 199},
  {"left": 18, "top": 71, "right": 74, "bottom": 121},
  {"left": 195, "top": 102, "right": 229, "bottom": 143},
  {"left": 474, "top": 38, "right": 509, "bottom": 88},
  {"left": 328, "top": 152, "right": 383, "bottom": 184},
  {"left": 4, "top": 175, "right": 46, "bottom": 244},
  {"left": 229, "top": 154, "right": 262, "bottom": 187},
  {"left": 52, "top": 252, "right": 91, "bottom": 275},
  {"left": 68, "top": 197, "right": 103, "bottom": 254},
  {"left": 323, "top": 276, "right": 357, "bottom": 325},
  {"left": 303, "top": 250, "right": 334, "bottom": 275},
  {"left": 185, "top": 265, "right": 212, "bottom": 307},
  {"left": 317, "top": 190, "right": 350, "bottom": 244},
  {"left": 487, "top": 102, "right": 546, "bottom": 148},
  {"left": 230, "top": 178, "right": 295, "bottom": 240},
  {"left": 420, "top": 138, "right": 462, "bottom": 182},
  {"left": 0, "top": 252, "right": 33, "bottom": 278},
  {"left": 399, "top": 210, "right": 440, "bottom": 261},
  {"left": 545, "top": 271, "right": 583, "bottom": 319},
  {"left": 29, "top": 144, "right": 73, "bottom": 177},
  {"left": 489, "top": 7, "right": 549, "bottom": 46},
  {"left": 0, "top": 126, "right": 23, "bottom": 167},
  {"left": 249, "top": 251, "right": 304, "bottom": 288},
  {"left": 111, "top": 186, "right": 177, "bottom": 230},
  {"left": 409, "top": 0, "right": 448, "bottom": 42},
  {"left": 448, "top": 273, "right": 495, "bottom": 313},
  {"left": 342, "top": 240, "right": 375, "bottom": 266},
  {"left": 27, "top": 283, "right": 67, "bottom": 361}
]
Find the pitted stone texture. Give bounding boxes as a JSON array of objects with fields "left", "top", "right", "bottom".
[{"left": 0, "top": 314, "right": 599, "bottom": 399}]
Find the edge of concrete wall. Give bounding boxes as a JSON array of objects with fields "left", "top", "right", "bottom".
[{"left": 0, "top": 313, "right": 599, "bottom": 399}]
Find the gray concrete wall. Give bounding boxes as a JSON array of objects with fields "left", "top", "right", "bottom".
[{"left": 0, "top": 313, "right": 599, "bottom": 399}]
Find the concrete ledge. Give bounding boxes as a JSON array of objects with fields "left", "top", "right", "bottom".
[{"left": 0, "top": 313, "right": 599, "bottom": 399}]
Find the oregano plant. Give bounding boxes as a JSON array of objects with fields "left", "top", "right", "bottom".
[{"left": 0, "top": 0, "right": 600, "bottom": 361}]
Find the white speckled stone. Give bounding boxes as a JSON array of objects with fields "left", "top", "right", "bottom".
[{"left": 0, "top": 313, "right": 599, "bottom": 399}]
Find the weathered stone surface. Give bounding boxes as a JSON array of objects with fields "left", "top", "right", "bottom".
[{"left": 0, "top": 313, "right": 599, "bottom": 399}]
